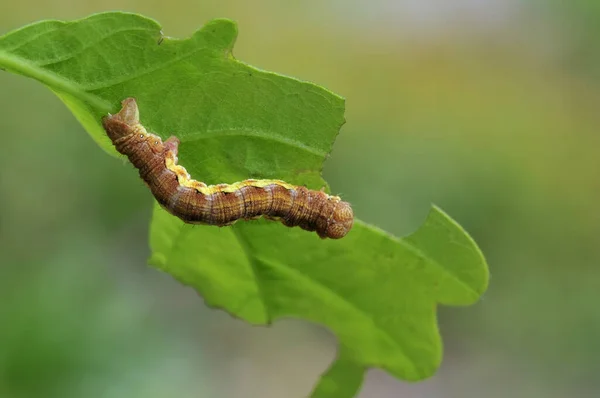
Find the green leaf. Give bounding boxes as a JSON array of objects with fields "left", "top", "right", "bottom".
[{"left": 0, "top": 12, "right": 489, "bottom": 397}]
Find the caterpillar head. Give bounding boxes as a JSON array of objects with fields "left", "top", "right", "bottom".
[{"left": 321, "top": 200, "right": 354, "bottom": 239}]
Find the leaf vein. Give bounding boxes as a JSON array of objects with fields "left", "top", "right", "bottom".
[
  {"left": 0, "top": 25, "right": 63, "bottom": 53},
  {"left": 251, "top": 252, "right": 414, "bottom": 370},
  {"left": 398, "top": 238, "right": 479, "bottom": 299},
  {"left": 182, "top": 128, "right": 328, "bottom": 158},
  {"left": 35, "top": 26, "right": 156, "bottom": 68},
  {"left": 231, "top": 227, "right": 271, "bottom": 323},
  {"left": 83, "top": 45, "right": 214, "bottom": 91}
]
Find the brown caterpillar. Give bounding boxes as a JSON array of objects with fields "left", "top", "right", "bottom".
[{"left": 101, "top": 98, "right": 354, "bottom": 239}]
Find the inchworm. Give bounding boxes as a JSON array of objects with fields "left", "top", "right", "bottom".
[{"left": 101, "top": 98, "right": 354, "bottom": 239}]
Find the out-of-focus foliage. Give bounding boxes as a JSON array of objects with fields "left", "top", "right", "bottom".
[
  {"left": 0, "top": 241, "right": 210, "bottom": 398},
  {"left": 545, "top": 0, "right": 600, "bottom": 78},
  {"left": 1, "top": 1, "right": 599, "bottom": 398}
]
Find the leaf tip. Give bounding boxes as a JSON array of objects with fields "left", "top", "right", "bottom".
[{"left": 425, "top": 204, "right": 490, "bottom": 300}]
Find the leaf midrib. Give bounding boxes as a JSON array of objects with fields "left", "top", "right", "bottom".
[
  {"left": 0, "top": 50, "right": 111, "bottom": 112},
  {"left": 230, "top": 227, "right": 416, "bottom": 375},
  {"left": 250, "top": 249, "right": 416, "bottom": 373}
]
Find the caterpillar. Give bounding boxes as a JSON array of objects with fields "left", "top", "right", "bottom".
[{"left": 101, "top": 98, "right": 354, "bottom": 239}]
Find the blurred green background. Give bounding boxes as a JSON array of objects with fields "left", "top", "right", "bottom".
[{"left": 1, "top": 1, "right": 599, "bottom": 397}]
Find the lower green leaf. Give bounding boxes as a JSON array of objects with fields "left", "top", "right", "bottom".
[{"left": 149, "top": 203, "right": 489, "bottom": 393}]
